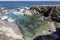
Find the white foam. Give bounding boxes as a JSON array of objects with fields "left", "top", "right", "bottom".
[
  {"left": 13, "top": 9, "right": 24, "bottom": 16},
  {"left": 20, "top": 9, "right": 25, "bottom": 13},
  {"left": 24, "top": 7, "right": 30, "bottom": 9},
  {"left": 1, "top": 16, "right": 8, "bottom": 20},
  {"left": 0, "top": 7, "right": 5, "bottom": 9},
  {"left": 8, "top": 18, "right": 15, "bottom": 22}
]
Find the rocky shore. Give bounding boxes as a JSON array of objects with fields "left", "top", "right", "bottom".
[
  {"left": 30, "top": 6, "right": 60, "bottom": 40},
  {"left": 0, "top": 19, "right": 24, "bottom": 40},
  {"left": 30, "top": 6, "right": 60, "bottom": 22},
  {"left": 0, "top": 6, "right": 60, "bottom": 40}
]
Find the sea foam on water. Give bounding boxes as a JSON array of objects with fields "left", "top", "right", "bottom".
[
  {"left": 1, "top": 16, "right": 8, "bottom": 20},
  {"left": 0, "top": 7, "right": 30, "bottom": 23},
  {"left": 8, "top": 18, "right": 16, "bottom": 22},
  {"left": 13, "top": 8, "right": 24, "bottom": 16},
  {"left": 0, "top": 16, "right": 15, "bottom": 23}
]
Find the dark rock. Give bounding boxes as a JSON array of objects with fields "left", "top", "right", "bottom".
[{"left": 30, "top": 6, "right": 60, "bottom": 23}]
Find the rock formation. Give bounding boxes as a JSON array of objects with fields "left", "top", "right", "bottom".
[
  {"left": 0, "top": 6, "right": 60, "bottom": 40},
  {"left": 0, "top": 19, "right": 24, "bottom": 40},
  {"left": 30, "top": 6, "right": 60, "bottom": 23},
  {"left": 30, "top": 6, "right": 60, "bottom": 40}
]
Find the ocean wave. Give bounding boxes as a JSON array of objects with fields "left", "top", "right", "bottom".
[
  {"left": 13, "top": 8, "right": 24, "bottom": 16},
  {"left": 0, "top": 7, "right": 30, "bottom": 22},
  {"left": 1, "top": 16, "right": 8, "bottom": 20},
  {"left": 8, "top": 18, "right": 16, "bottom": 22}
]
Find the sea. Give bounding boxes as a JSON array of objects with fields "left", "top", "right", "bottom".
[
  {"left": 0, "top": 1, "right": 60, "bottom": 9},
  {"left": 0, "top": 1, "right": 60, "bottom": 22}
]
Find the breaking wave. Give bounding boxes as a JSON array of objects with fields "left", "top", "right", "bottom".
[{"left": 0, "top": 7, "right": 30, "bottom": 22}]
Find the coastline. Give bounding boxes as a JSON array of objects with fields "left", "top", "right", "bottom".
[{"left": 0, "top": 5, "right": 60, "bottom": 40}]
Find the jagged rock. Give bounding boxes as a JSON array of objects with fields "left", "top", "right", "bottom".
[
  {"left": 0, "top": 19, "right": 24, "bottom": 40},
  {"left": 30, "top": 6, "right": 60, "bottom": 23}
]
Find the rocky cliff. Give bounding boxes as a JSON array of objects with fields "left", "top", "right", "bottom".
[
  {"left": 30, "top": 6, "right": 60, "bottom": 28},
  {"left": 0, "top": 19, "right": 24, "bottom": 40}
]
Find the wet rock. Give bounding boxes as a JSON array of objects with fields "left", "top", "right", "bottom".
[{"left": 0, "top": 9, "right": 8, "bottom": 14}]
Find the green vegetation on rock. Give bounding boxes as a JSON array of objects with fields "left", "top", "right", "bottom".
[{"left": 17, "top": 15, "right": 50, "bottom": 40}]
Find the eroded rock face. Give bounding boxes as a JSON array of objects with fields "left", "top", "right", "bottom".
[
  {"left": 0, "top": 19, "right": 24, "bottom": 40},
  {"left": 30, "top": 6, "right": 60, "bottom": 23}
]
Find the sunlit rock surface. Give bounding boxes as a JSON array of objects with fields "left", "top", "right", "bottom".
[{"left": 0, "top": 19, "right": 24, "bottom": 40}]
